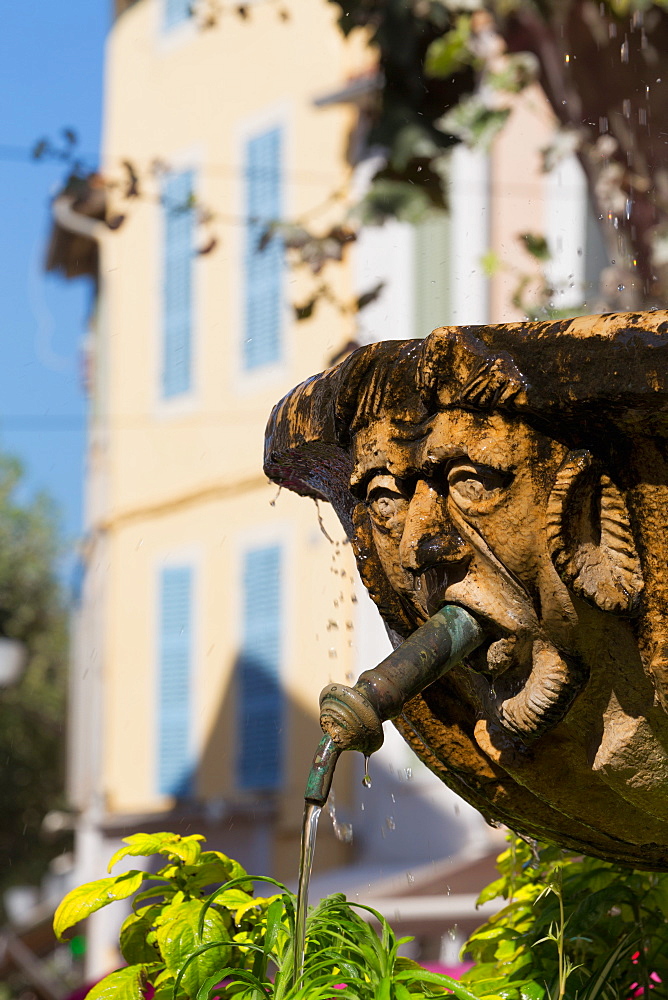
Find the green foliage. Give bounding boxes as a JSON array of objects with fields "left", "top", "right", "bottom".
[
  {"left": 519, "top": 233, "right": 550, "bottom": 262},
  {"left": 55, "top": 831, "right": 491, "bottom": 999},
  {"left": 425, "top": 15, "right": 474, "bottom": 79},
  {"left": 461, "top": 834, "right": 668, "bottom": 999},
  {"left": 0, "top": 453, "right": 69, "bottom": 906}
]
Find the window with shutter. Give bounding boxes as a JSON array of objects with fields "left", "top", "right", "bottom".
[
  {"left": 162, "top": 170, "right": 194, "bottom": 398},
  {"left": 164, "top": 0, "right": 192, "bottom": 30},
  {"left": 157, "top": 565, "right": 194, "bottom": 797},
  {"left": 243, "top": 127, "right": 283, "bottom": 370},
  {"left": 237, "top": 545, "right": 283, "bottom": 790}
]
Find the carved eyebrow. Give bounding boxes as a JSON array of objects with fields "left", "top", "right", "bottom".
[
  {"left": 351, "top": 469, "right": 414, "bottom": 499},
  {"left": 350, "top": 467, "right": 389, "bottom": 499}
]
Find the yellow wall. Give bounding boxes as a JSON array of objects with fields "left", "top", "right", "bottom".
[{"left": 94, "top": 0, "right": 367, "bottom": 829}]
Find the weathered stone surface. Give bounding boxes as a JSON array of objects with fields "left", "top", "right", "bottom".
[{"left": 264, "top": 312, "right": 668, "bottom": 868}]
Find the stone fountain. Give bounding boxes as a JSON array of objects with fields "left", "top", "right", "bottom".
[{"left": 264, "top": 311, "right": 668, "bottom": 870}]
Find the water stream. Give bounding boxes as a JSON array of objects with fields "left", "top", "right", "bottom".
[{"left": 294, "top": 800, "right": 322, "bottom": 986}]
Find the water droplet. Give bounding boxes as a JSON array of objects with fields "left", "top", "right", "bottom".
[
  {"left": 406, "top": 872, "right": 415, "bottom": 884},
  {"left": 448, "top": 925, "right": 458, "bottom": 941},
  {"left": 269, "top": 486, "right": 282, "bottom": 507},
  {"left": 620, "top": 39, "right": 629, "bottom": 63},
  {"left": 386, "top": 816, "right": 396, "bottom": 831},
  {"left": 391, "top": 793, "right": 396, "bottom": 804},
  {"left": 362, "top": 757, "right": 372, "bottom": 789},
  {"left": 326, "top": 620, "right": 339, "bottom": 631},
  {"left": 404, "top": 767, "right": 413, "bottom": 781},
  {"left": 328, "top": 648, "right": 337, "bottom": 659},
  {"left": 623, "top": 98, "right": 631, "bottom": 118},
  {"left": 618, "top": 284, "right": 625, "bottom": 291}
]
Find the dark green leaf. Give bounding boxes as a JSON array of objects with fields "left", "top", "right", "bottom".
[
  {"left": 119, "top": 906, "right": 162, "bottom": 964},
  {"left": 520, "top": 233, "right": 550, "bottom": 261}
]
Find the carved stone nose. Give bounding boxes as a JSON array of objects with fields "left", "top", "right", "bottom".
[
  {"left": 399, "top": 480, "right": 471, "bottom": 574},
  {"left": 405, "top": 532, "right": 468, "bottom": 571}
]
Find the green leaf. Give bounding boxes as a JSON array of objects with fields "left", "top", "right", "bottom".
[
  {"left": 437, "top": 97, "right": 511, "bottom": 151},
  {"left": 354, "top": 179, "right": 433, "bottom": 226},
  {"left": 519, "top": 233, "right": 550, "bottom": 261},
  {"left": 119, "top": 906, "right": 161, "bottom": 964},
  {"left": 518, "top": 983, "right": 546, "bottom": 1000},
  {"left": 85, "top": 965, "right": 149, "bottom": 1000},
  {"left": 425, "top": 16, "right": 472, "bottom": 78},
  {"left": 156, "top": 898, "right": 231, "bottom": 996},
  {"left": 174, "top": 852, "right": 250, "bottom": 893},
  {"left": 108, "top": 832, "right": 205, "bottom": 871},
  {"left": 394, "top": 969, "right": 481, "bottom": 998},
  {"left": 54, "top": 870, "right": 145, "bottom": 939}
]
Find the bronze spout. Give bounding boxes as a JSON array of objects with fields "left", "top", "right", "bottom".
[{"left": 305, "top": 605, "right": 483, "bottom": 806}]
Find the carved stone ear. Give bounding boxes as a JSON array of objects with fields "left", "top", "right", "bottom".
[{"left": 546, "top": 450, "right": 643, "bottom": 615}]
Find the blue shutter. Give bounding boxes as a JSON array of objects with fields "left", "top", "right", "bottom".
[
  {"left": 165, "top": 0, "right": 192, "bottom": 30},
  {"left": 162, "top": 170, "right": 194, "bottom": 398},
  {"left": 243, "top": 128, "right": 283, "bottom": 370},
  {"left": 157, "top": 566, "right": 193, "bottom": 797},
  {"left": 237, "top": 546, "right": 283, "bottom": 790}
]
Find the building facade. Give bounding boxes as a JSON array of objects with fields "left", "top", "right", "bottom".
[{"left": 65, "top": 0, "right": 604, "bottom": 978}]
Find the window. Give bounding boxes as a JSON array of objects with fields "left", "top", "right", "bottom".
[
  {"left": 237, "top": 545, "right": 283, "bottom": 790},
  {"left": 164, "top": 0, "right": 192, "bottom": 31},
  {"left": 162, "top": 170, "right": 194, "bottom": 398},
  {"left": 243, "top": 127, "right": 283, "bottom": 370},
  {"left": 157, "top": 565, "right": 193, "bottom": 797}
]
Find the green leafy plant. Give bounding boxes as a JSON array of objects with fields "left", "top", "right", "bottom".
[
  {"left": 55, "top": 831, "right": 493, "bottom": 1000},
  {"left": 461, "top": 834, "right": 668, "bottom": 1000}
]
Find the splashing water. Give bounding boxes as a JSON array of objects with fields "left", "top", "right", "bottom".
[{"left": 327, "top": 790, "right": 353, "bottom": 844}]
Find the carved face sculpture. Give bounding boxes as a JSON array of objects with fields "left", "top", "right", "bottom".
[
  {"left": 265, "top": 315, "right": 668, "bottom": 867},
  {"left": 353, "top": 408, "right": 585, "bottom": 740}
]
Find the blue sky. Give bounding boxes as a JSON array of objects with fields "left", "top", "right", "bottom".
[{"left": 0, "top": 3, "right": 108, "bottom": 549}]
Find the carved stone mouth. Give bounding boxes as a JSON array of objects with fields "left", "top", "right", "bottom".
[{"left": 414, "top": 563, "right": 471, "bottom": 618}]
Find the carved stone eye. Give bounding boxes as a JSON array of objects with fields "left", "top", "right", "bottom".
[
  {"left": 365, "top": 475, "right": 410, "bottom": 527},
  {"left": 447, "top": 459, "right": 509, "bottom": 511}
]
